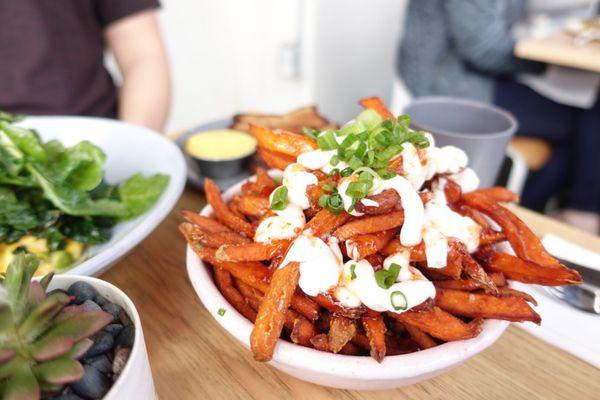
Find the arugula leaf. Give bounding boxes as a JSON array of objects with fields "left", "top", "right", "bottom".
[
  {"left": 118, "top": 173, "right": 169, "bottom": 219},
  {"left": 0, "top": 122, "right": 46, "bottom": 162}
]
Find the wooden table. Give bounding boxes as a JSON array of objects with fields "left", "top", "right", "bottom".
[
  {"left": 102, "top": 189, "right": 600, "bottom": 400},
  {"left": 516, "top": 32, "right": 600, "bottom": 73}
]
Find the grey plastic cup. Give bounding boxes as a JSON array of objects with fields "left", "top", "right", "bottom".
[{"left": 403, "top": 96, "right": 518, "bottom": 187}]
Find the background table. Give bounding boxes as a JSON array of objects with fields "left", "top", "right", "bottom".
[
  {"left": 102, "top": 189, "right": 600, "bottom": 399},
  {"left": 516, "top": 32, "right": 600, "bottom": 73}
]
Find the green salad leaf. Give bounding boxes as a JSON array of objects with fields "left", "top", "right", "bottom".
[{"left": 118, "top": 173, "right": 169, "bottom": 219}]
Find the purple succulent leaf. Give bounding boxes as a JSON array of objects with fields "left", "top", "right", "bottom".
[
  {"left": 30, "top": 336, "right": 74, "bottom": 362},
  {"left": 0, "top": 348, "right": 16, "bottom": 364},
  {"left": 39, "top": 310, "right": 113, "bottom": 343},
  {"left": 65, "top": 338, "right": 94, "bottom": 360},
  {"left": 33, "top": 358, "right": 84, "bottom": 385},
  {"left": 17, "top": 293, "right": 70, "bottom": 343},
  {"left": 54, "top": 304, "right": 85, "bottom": 323},
  {"left": 27, "top": 281, "right": 46, "bottom": 305},
  {"left": 3, "top": 365, "right": 40, "bottom": 400}
]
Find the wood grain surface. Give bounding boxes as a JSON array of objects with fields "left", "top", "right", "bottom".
[
  {"left": 516, "top": 32, "right": 600, "bottom": 73},
  {"left": 101, "top": 189, "right": 600, "bottom": 400}
]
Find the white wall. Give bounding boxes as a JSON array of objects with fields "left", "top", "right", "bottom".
[{"left": 156, "top": 0, "right": 407, "bottom": 132}]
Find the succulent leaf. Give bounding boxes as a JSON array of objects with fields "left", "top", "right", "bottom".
[
  {"left": 65, "top": 338, "right": 94, "bottom": 360},
  {"left": 0, "top": 357, "right": 19, "bottom": 379},
  {"left": 42, "top": 310, "right": 113, "bottom": 343},
  {"left": 0, "top": 305, "right": 13, "bottom": 343},
  {"left": 17, "top": 292, "right": 70, "bottom": 343},
  {"left": 33, "top": 358, "right": 84, "bottom": 384},
  {"left": 5, "top": 254, "right": 40, "bottom": 322},
  {"left": 39, "top": 273, "right": 54, "bottom": 291},
  {"left": 54, "top": 304, "right": 85, "bottom": 323},
  {"left": 0, "top": 348, "right": 16, "bottom": 364},
  {"left": 27, "top": 281, "right": 46, "bottom": 304},
  {"left": 3, "top": 364, "right": 40, "bottom": 400},
  {"left": 30, "top": 335, "right": 74, "bottom": 362}
]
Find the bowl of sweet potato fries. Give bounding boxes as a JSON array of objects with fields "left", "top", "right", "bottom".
[{"left": 181, "top": 97, "right": 582, "bottom": 390}]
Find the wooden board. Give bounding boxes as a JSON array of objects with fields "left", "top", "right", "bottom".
[
  {"left": 101, "top": 189, "right": 600, "bottom": 399},
  {"left": 516, "top": 33, "right": 600, "bottom": 73}
]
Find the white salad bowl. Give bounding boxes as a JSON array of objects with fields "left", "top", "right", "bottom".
[
  {"left": 18, "top": 116, "right": 186, "bottom": 276},
  {"left": 186, "top": 175, "right": 510, "bottom": 391}
]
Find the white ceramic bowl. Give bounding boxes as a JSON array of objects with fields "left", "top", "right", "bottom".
[
  {"left": 186, "top": 175, "right": 510, "bottom": 390},
  {"left": 47, "top": 275, "right": 156, "bottom": 399},
  {"left": 16, "top": 116, "right": 186, "bottom": 276}
]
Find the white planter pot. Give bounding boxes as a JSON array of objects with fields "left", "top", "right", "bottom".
[{"left": 47, "top": 275, "right": 156, "bottom": 399}]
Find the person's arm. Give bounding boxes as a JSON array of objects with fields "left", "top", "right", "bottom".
[
  {"left": 445, "top": 0, "right": 544, "bottom": 75},
  {"left": 105, "top": 10, "right": 171, "bottom": 132}
]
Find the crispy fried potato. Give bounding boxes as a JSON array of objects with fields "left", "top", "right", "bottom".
[
  {"left": 235, "top": 195, "right": 271, "bottom": 218},
  {"left": 257, "top": 147, "right": 296, "bottom": 171},
  {"left": 304, "top": 208, "right": 350, "bottom": 238},
  {"left": 479, "top": 230, "right": 506, "bottom": 245},
  {"left": 405, "top": 325, "right": 437, "bottom": 350},
  {"left": 353, "top": 189, "right": 400, "bottom": 215},
  {"left": 251, "top": 262, "right": 301, "bottom": 361},
  {"left": 205, "top": 178, "right": 254, "bottom": 237},
  {"left": 361, "top": 315, "right": 387, "bottom": 362},
  {"left": 180, "top": 222, "right": 250, "bottom": 247},
  {"left": 345, "top": 230, "right": 396, "bottom": 259},
  {"left": 496, "top": 287, "right": 537, "bottom": 306},
  {"left": 359, "top": 96, "right": 395, "bottom": 119},
  {"left": 250, "top": 125, "right": 317, "bottom": 157},
  {"left": 216, "top": 241, "right": 289, "bottom": 262},
  {"left": 391, "top": 307, "right": 483, "bottom": 341},
  {"left": 434, "top": 271, "right": 506, "bottom": 291},
  {"left": 460, "top": 250, "right": 498, "bottom": 295},
  {"left": 241, "top": 168, "right": 277, "bottom": 197},
  {"left": 435, "top": 288, "right": 541, "bottom": 324},
  {"left": 478, "top": 250, "right": 581, "bottom": 286},
  {"left": 469, "top": 187, "right": 519, "bottom": 203},
  {"left": 328, "top": 316, "right": 357, "bottom": 354},
  {"left": 181, "top": 211, "right": 233, "bottom": 233},
  {"left": 213, "top": 267, "right": 257, "bottom": 321},
  {"left": 333, "top": 211, "right": 404, "bottom": 241},
  {"left": 443, "top": 179, "right": 463, "bottom": 204}
]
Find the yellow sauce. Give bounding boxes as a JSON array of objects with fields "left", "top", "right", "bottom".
[{"left": 185, "top": 130, "right": 257, "bottom": 161}]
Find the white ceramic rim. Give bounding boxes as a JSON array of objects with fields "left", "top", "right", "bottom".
[
  {"left": 47, "top": 275, "right": 147, "bottom": 397},
  {"left": 186, "top": 173, "right": 510, "bottom": 381},
  {"left": 19, "top": 116, "right": 187, "bottom": 276}
]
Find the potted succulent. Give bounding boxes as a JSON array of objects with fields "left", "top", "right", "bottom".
[{"left": 0, "top": 254, "right": 155, "bottom": 399}]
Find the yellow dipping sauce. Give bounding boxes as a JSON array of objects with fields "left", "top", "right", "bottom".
[{"left": 185, "top": 130, "right": 257, "bottom": 161}]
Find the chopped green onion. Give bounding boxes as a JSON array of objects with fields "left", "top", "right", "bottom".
[
  {"left": 327, "top": 193, "right": 344, "bottom": 214},
  {"left": 270, "top": 186, "right": 288, "bottom": 211},
  {"left": 350, "top": 264, "right": 357, "bottom": 280},
  {"left": 322, "top": 183, "right": 336, "bottom": 193},
  {"left": 345, "top": 181, "right": 370, "bottom": 199},
  {"left": 380, "top": 170, "right": 396, "bottom": 180},
  {"left": 302, "top": 127, "right": 320, "bottom": 140},
  {"left": 318, "top": 194, "right": 329, "bottom": 208},
  {"left": 328, "top": 168, "right": 340, "bottom": 177},
  {"left": 390, "top": 291, "right": 407, "bottom": 311},
  {"left": 317, "top": 129, "right": 338, "bottom": 150},
  {"left": 330, "top": 155, "right": 340, "bottom": 166},
  {"left": 340, "top": 167, "right": 354, "bottom": 177},
  {"left": 217, "top": 308, "right": 226, "bottom": 316},
  {"left": 374, "top": 263, "right": 401, "bottom": 289}
]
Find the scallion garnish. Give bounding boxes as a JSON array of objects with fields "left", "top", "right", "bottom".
[
  {"left": 269, "top": 186, "right": 288, "bottom": 211},
  {"left": 390, "top": 291, "right": 407, "bottom": 311},
  {"left": 217, "top": 308, "right": 227, "bottom": 316},
  {"left": 328, "top": 168, "right": 340, "bottom": 177},
  {"left": 322, "top": 183, "right": 336, "bottom": 193},
  {"left": 302, "top": 127, "right": 320, "bottom": 140},
  {"left": 317, "top": 129, "right": 338, "bottom": 150},
  {"left": 374, "top": 263, "right": 401, "bottom": 289},
  {"left": 340, "top": 167, "right": 354, "bottom": 177},
  {"left": 350, "top": 264, "right": 357, "bottom": 280},
  {"left": 327, "top": 194, "right": 344, "bottom": 214}
]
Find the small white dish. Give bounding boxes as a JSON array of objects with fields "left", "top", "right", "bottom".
[
  {"left": 18, "top": 116, "right": 186, "bottom": 276},
  {"left": 48, "top": 275, "right": 156, "bottom": 399},
  {"left": 186, "top": 175, "right": 510, "bottom": 390}
]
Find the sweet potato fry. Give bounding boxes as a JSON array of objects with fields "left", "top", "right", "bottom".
[
  {"left": 469, "top": 187, "right": 519, "bottom": 203},
  {"left": 345, "top": 230, "right": 396, "bottom": 259},
  {"left": 180, "top": 211, "right": 233, "bottom": 233},
  {"left": 460, "top": 250, "right": 498, "bottom": 295},
  {"left": 463, "top": 192, "right": 561, "bottom": 269},
  {"left": 361, "top": 315, "right": 387, "bottom": 362},
  {"left": 180, "top": 223, "right": 250, "bottom": 247},
  {"left": 304, "top": 208, "right": 350, "bottom": 238},
  {"left": 353, "top": 189, "right": 400, "bottom": 215},
  {"left": 251, "top": 262, "right": 300, "bottom": 361},
  {"left": 391, "top": 307, "right": 483, "bottom": 341},
  {"left": 313, "top": 294, "right": 366, "bottom": 319},
  {"left": 405, "top": 325, "right": 437, "bottom": 350},
  {"left": 359, "top": 96, "right": 395, "bottom": 119},
  {"left": 241, "top": 168, "right": 277, "bottom": 197},
  {"left": 213, "top": 267, "right": 257, "bottom": 321},
  {"left": 435, "top": 288, "right": 541, "bottom": 324},
  {"left": 235, "top": 195, "right": 271, "bottom": 218},
  {"left": 434, "top": 271, "right": 506, "bottom": 291},
  {"left": 310, "top": 334, "right": 361, "bottom": 355},
  {"left": 257, "top": 147, "right": 295, "bottom": 171},
  {"left": 479, "top": 230, "right": 506, "bottom": 245},
  {"left": 333, "top": 211, "right": 404, "bottom": 241},
  {"left": 328, "top": 316, "right": 357, "bottom": 354},
  {"left": 205, "top": 178, "right": 254, "bottom": 238},
  {"left": 444, "top": 179, "right": 463, "bottom": 204},
  {"left": 478, "top": 251, "right": 581, "bottom": 286},
  {"left": 250, "top": 125, "right": 317, "bottom": 157},
  {"left": 216, "top": 241, "right": 289, "bottom": 262},
  {"left": 496, "top": 287, "right": 538, "bottom": 306}
]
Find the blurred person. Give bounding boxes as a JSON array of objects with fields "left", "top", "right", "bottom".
[
  {"left": 494, "top": 0, "right": 600, "bottom": 234},
  {"left": 0, "top": 0, "right": 171, "bottom": 132}
]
